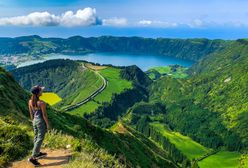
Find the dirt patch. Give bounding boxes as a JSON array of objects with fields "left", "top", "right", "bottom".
[
  {"left": 114, "top": 123, "right": 129, "bottom": 134},
  {"left": 9, "top": 149, "right": 71, "bottom": 168},
  {"left": 85, "top": 63, "right": 107, "bottom": 71}
]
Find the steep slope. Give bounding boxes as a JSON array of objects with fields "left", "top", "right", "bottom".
[
  {"left": 1, "top": 66, "right": 176, "bottom": 168},
  {"left": 11, "top": 60, "right": 150, "bottom": 129},
  {"left": 11, "top": 59, "right": 102, "bottom": 108},
  {"left": 123, "top": 101, "right": 211, "bottom": 167},
  {"left": 0, "top": 67, "right": 32, "bottom": 166},
  {"left": 149, "top": 40, "right": 248, "bottom": 151},
  {"left": 84, "top": 65, "right": 151, "bottom": 128},
  {"left": 0, "top": 35, "right": 230, "bottom": 61},
  {"left": 186, "top": 40, "right": 248, "bottom": 149},
  {"left": 0, "top": 67, "right": 29, "bottom": 119}
]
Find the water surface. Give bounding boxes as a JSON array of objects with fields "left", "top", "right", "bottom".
[{"left": 17, "top": 52, "right": 194, "bottom": 71}]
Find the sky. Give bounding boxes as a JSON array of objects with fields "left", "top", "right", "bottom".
[{"left": 0, "top": 0, "right": 248, "bottom": 39}]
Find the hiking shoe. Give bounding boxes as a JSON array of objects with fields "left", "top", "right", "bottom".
[
  {"left": 35, "top": 152, "right": 47, "bottom": 159},
  {"left": 28, "top": 157, "right": 41, "bottom": 166}
]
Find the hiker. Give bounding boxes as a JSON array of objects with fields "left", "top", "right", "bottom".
[{"left": 28, "top": 85, "right": 49, "bottom": 166}]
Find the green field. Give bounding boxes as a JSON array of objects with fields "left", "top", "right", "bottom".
[
  {"left": 68, "top": 101, "right": 99, "bottom": 116},
  {"left": 150, "top": 66, "right": 171, "bottom": 74},
  {"left": 198, "top": 151, "right": 241, "bottom": 168},
  {"left": 40, "top": 92, "right": 62, "bottom": 106},
  {"left": 150, "top": 122, "right": 211, "bottom": 160},
  {"left": 94, "top": 67, "right": 132, "bottom": 103},
  {"left": 69, "top": 67, "right": 132, "bottom": 115},
  {"left": 146, "top": 65, "right": 188, "bottom": 80}
]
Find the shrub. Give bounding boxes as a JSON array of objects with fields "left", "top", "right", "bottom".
[{"left": 0, "top": 123, "right": 32, "bottom": 167}]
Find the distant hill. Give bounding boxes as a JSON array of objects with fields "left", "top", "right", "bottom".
[{"left": 0, "top": 35, "right": 230, "bottom": 61}]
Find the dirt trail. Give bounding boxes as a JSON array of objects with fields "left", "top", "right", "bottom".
[{"left": 9, "top": 149, "right": 71, "bottom": 168}]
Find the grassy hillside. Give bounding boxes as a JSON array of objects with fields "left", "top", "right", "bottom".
[
  {"left": 69, "top": 66, "right": 132, "bottom": 116},
  {"left": 188, "top": 40, "right": 248, "bottom": 137},
  {"left": 70, "top": 65, "right": 150, "bottom": 128},
  {"left": 123, "top": 101, "right": 211, "bottom": 166},
  {"left": 198, "top": 151, "right": 241, "bottom": 168},
  {"left": 123, "top": 97, "right": 246, "bottom": 167},
  {"left": 110, "top": 122, "right": 178, "bottom": 168},
  {"left": 11, "top": 59, "right": 102, "bottom": 109},
  {"left": 0, "top": 67, "right": 37, "bottom": 166},
  {"left": 150, "top": 122, "right": 211, "bottom": 160},
  {"left": 0, "top": 66, "right": 177, "bottom": 167},
  {"left": 10, "top": 60, "right": 144, "bottom": 128},
  {"left": 0, "top": 67, "right": 29, "bottom": 119},
  {"left": 94, "top": 67, "right": 132, "bottom": 103},
  {"left": 146, "top": 40, "right": 248, "bottom": 166},
  {"left": 148, "top": 40, "right": 248, "bottom": 150},
  {"left": 146, "top": 65, "right": 189, "bottom": 80}
]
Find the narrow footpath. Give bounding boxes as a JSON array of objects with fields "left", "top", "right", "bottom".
[{"left": 9, "top": 149, "right": 71, "bottom": 168}]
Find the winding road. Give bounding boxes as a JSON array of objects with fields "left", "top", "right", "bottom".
[{"left": 63, "top": 64, "right": 107, "bottom": 112}]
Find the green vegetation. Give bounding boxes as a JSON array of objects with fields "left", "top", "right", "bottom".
[
  {"left": 148, "top": 40, "right": 248, "bottom": 150},
  {"left": 240, "top": 154, "right": 248, "bottom": 168},
  {"left": 0, "top": 35, "right": 229, "bottom": 61},
  {"left": 124, "top": 101, "right": 210, "bottom": 166},
  {"left": 198, "top": 151, "right": 241, "bottom": 168},
  {"left": 150, "top": 122, "right": 211, "bottom": 160},
  {"left": 2, "top": 38, "right": 248, "bottom": 167},
  {"left": 69, "top": 101, "right": 99, "bottom": 116},
  {"left": 146, "top": 40, "right": 248, "bottom": 165},
  {"left": 0, "top": 67, "right": 32, "bottom": 166},
  {"left": 69, "top": 66, "right": 132, "bottom": 116},
  {"left": 110, "top": 122, "right": 177, "bottom": 168},
  {"left": 1, "top": 65, "right": 176, "bottom": 168},
  {"left": 83, "top": 66, "right": 150, "bottom": 128},
  {"left": 11, "top": 59, "right": 102, "bottom": 109},
  {"left": 94, "top": 67, "right": 132, "bottom": 103},
  {"left": 0, "top": 120, "right": 32, "bottom": 166},
  {"left": 187, "top": 41, "right": 248, "bottom": 141},
  {"left": 11, "top": 60, "right": 145, "bottom": 129},
  {"left": 43, "top": 129, "right": 123, "bottom": 168},
  {"left": 146, "top": 65, "right": 189, "bottom": 80},
  {"left": 40, "top": 92, "right": 62, "bottom": 106}
]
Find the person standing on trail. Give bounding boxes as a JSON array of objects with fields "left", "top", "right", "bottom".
[{"left": 28, "top": 85, "right": 49, "bottom": 166}]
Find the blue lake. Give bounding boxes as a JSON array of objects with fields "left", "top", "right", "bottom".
[{"left": 17, "top": 52, "right": 194, "bottom": 71}]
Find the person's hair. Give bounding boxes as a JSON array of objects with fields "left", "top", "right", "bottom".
[{"left": 31, "top": 93, "right": 39, "bottom": 108}]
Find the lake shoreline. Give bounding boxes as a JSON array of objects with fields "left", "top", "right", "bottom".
[{"left": 5, "top": 52, "right": 195, "bottom": 71}]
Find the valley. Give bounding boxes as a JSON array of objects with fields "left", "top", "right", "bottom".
[{"left": 0, "top": 36, "right": 248, "bottom": 168}]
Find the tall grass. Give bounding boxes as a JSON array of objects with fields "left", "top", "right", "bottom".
[{"left": 43, "top": 129, "right": 124, "bottom": 168}]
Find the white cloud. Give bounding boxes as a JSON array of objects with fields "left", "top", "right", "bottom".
[
  {"left": 138, "top": 20, "right": 178, "bottom": 28},
  {"left": 0, "top": 12, "right": 60, "bottom": 26},
  {"left": 188, "top": 19, "right": 205, "bottom": 28},
  {"left": 103, "top": 18, "right": 128, "bottom": 26},
  {"left": 60, "top": 8, "right": 101, "bottom": 26},
  {"left": 0, "top": 8, "right": 101, "bottom": 27},
  {"left": 138, "top": 20, "right": 152, "bottom": 25}
]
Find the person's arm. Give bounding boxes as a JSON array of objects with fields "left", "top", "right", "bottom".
[
  {"left": 40, "top": 101, "right": 50, "bottom": 129},
  {"left": 28, "top": 100, "right": 33, "bottom": 120}
]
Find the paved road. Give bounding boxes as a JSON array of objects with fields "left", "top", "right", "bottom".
[{"left": 63, "top": 66, "right": 107, "bottom": 112}]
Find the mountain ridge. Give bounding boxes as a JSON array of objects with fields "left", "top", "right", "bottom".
[{"left": 0, "top": 35, "right": 230, "bottom": 61}]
